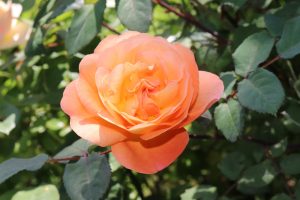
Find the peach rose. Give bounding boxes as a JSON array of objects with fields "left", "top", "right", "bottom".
[
  {"left": 0, "top": 0, "right": 31, "bottom": 50},
  {"left": 61, "top": 31, "right": 224, "bottom": 174}
]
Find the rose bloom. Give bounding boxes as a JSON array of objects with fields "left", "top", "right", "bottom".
[
  {"left": 0, "top": 0, "right": 31, "bottom": 50},
  {"left": 61, "top": 31, "right": 224, "bottom": 174}
]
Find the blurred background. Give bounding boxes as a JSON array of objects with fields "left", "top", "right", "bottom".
[{"left": 1, "top": 0, "right": 300, "bottom": 199}]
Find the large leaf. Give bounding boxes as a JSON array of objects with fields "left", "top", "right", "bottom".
[
  {"left": 63, "top": 152, "right": 111, "bottom": 200},
  {"left": 214, "top": 99, "right": 244, "bottom": 142},
  {"left": 218, "top": 152, "right": 246, "bottom": 180},
  {"left": 180, "top": 185, "right": 218, "bottom": 200},
  {"left": 12, "top": 185, "right": 59, "bottom": 200},
  {"left": 271, "top": 193, "right": 292, "bottom": 200},
  {"left": 117, "top": 0, "right": 152, "bottom": 32},
  {"left": 237, "top": 68, "right": 285, "bottom": 114},
  {"left": 233, "top": 31, "right": 274, "bottom": 77},
  {"left": 238, "top": 160, "right": 277, "bottom": 188},
  {"left": 280, "top": 154, "right": 300, "bottom": 175},
  {"left": 264, "top": 1, "right": 300, "bottom": 37},
  {"left": 276, "top": 16, "right": 300, "bottom": 59},
  {"left": 0, "top": 154, "right": 49, "bottom": 184},
  {"left": 65, "top": 0, "right": 106, "bottom": 54}
]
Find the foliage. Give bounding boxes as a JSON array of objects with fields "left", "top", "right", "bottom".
[{"left": 1, "top": 0, "right": 300, "bottom": 199}]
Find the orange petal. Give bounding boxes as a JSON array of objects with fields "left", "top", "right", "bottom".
[
  {"left": 180, "top": 71, "right": 224, "bottom": 126},
  {"left": 76, "top": 76, "right": 104, "bottom": 115},
  {"left": 172, "top": 43, "right": 199, "bottom": 103},
  {"left": 94, "top": 31, "right": 141, "bottom": 54},
  {"left": 61, "top": 80, "right": 126, "bottom": 147},
  {"left": 111, "top": 128, "right": 189, "bottom": 174}
]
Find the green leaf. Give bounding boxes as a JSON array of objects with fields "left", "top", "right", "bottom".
[
  {"left": 280, "top": 154, "right": 300, "bottom": 175},
  {"left": 0, "top": 154, "right": 49, "bottom": 184},
  {"left": 237, "top": 68, "right": 285, "bottom": 114},
  {"left": 295, "top": 180, "right": 300, "bottom": 200},
  {"left": 54, "top": 139, "right": 93, "bottom": 162},
  {"left": 238, "top": 160, "right": 277, "bottom": 188},
  {"left": 0, "top": 101, "right": 20, "bottom": 136},
  {"left": 220, "top": 72, "right": 237, "bottom": 98},
  {"left": 180, "top": 185, "right": 217, "bottom": 200},
  {"left": 264, "top": 1, "right": 300, "bottom": 37},
  {"left": 65, "top": 0, "right": 106, "bottom": 54},
  {"left": 221, "top": 0, "right": 247, "bottom": 10},
  {"left": 214, "top": 99, "right": 244, "bottom": 142},
  {"left": 117, "top": 0, "right": 152, "bottom": 32},
  {"left": 63, "top": 152, "right": 111, "bottom": 200},
  {"left": 25, "top": 27, "right": 46, "bottom": 57},
  {"left": 12, "top": 185, "right": 59, "bottom": 200},
  {"left": 271, "top": 193, "right": 292, "bottom": 200},
  {"left": 233, "top": 31, "right": 274, "bottom": 77},
  {"left": 218, "top": 152, "right": 246, "bottom": 180},
  {"left": 269, "top": 138, "right": 287, "bottom": 158},
  {"left": 276, "top": 16, "right": 300, "bottom": 59}
]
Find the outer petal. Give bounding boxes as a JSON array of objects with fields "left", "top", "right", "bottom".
[
  {"left": 0, "top": 19, "right": 31, "bottom": 50},
  {"left": 0, "top": 1, "right": 12, "bottom": 40},
  {"left": 111, "top": 128, "right": 189, "bottom": 174},
  {"left": 180, "top": 71, "right": 224, "bottom": 126},
  {"left": 61, "top": 80, "right": 127, "bottom": 147},
  {"left": 94, "top": 31, "right": 140, "bottom": 54}
]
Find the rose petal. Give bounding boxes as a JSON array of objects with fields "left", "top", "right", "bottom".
[
  {"left": 0, "top": 19, "right": 31, "bottom": 50},
  {"left": 61, "top": 80, "right": 127, "bottom": 147},
  {"left": 180, "top": 71, "right": 224, "bottom": 126},
  {"left": 94, "top": 31, "right": 141, "bottom": 54},
  {"left": 172, "top": 43, "right": 199, "bottom": 103},
  {"left": 111, "top": 128, "right": 189, "bottom": 174}
]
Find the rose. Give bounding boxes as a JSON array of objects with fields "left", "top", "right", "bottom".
[
  {"left": 61, "top": 31, "right": 224, "bottom": 174},
  {"left": 0, "top": 1, "right": 31, "bottom": 50}
]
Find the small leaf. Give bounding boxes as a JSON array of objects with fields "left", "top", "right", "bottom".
[
  {"left": 237, "top": 68, "right": 285, "bottom": 114},
  {"left": 0, "top": 154, "right": 49, "bottom": 184},
  {"left": 54, "top": 139, "right": 93, "bottom": 162},
  {"left": 220, "top": 72, "right": 237, "bottom": 98},
  {"left": 0, "top": 101, "right": 21, "bottom": 136},
  {"left": 63, "top": 152, "right": 111, "bottom": 200},
  {"left": 218, "top": 152, "right": 246, "bottom": 180},
  {"left": 233, "top": 31, "right": 274, "bottom": 77},
  {"left": 280, "top": 154, "right": 300, "bottom": 175},
  {"left": 214, "top": 99, "right": 244, "bottom": 142},
  {"left": 221, "top": 0, "right": 247, "bottom": 10},
  {"left": 117, "top": 0, "right": 152, "bottom": 32},
  {"left": 180, "top": 185, "right": 217, "bottom": 200},
  {"left": 25, "top": 28, "right": 46, "bottom": 57},
  {"left": 238, "top": 160, "right": 277, "bottom": 188},
  {"left": 269, "top": 138, "right": 287, "bottom": 158},
  {"left": 65, "top": 0, "right": 106, "bottom": 54},
  {"left": 276, "top": 16, "right": 300, "bottom": 59},
  {"left": 12, "top": 185, "right": 60, "bottom": 200},
  {"left": 271, "top": 193, "right": 292, "bottom": 200}
]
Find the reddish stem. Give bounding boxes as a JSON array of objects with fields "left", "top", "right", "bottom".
[
  {"left": 261, "top": 55, "right": 281, "bottom": 68},
  {"left": 152, "top": 0, "right": 228, "bottom": 44},
  {"left": 102, "top": 22, "right": 120, "bottom": 35},
  {"left": 48, "top": 149, "right": 112, "bottom": 164}
]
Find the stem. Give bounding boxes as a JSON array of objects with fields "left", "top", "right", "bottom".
[
  {"left": 102, "top": 22, "right": 120, "bottom": 35},
  {"left": 152, "top": 0, "right": 228, "bottom": 44},
  {"left": 261, "top": 55, "right": 281, "bottom": 68},
  {"left": 126, "top": 170, "right": 145, "bottom": 200},
  {"left": 48, "top": 149, "right": 112, "bottom": 164}
]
